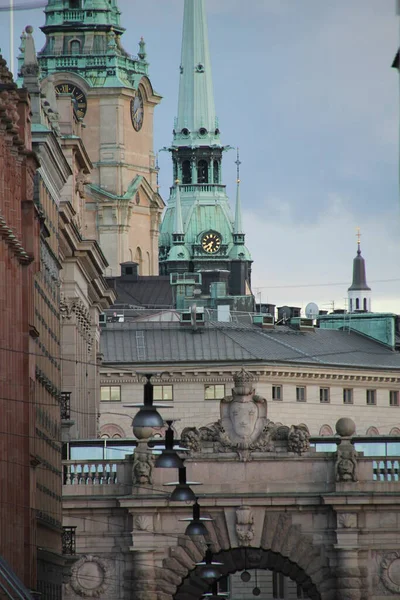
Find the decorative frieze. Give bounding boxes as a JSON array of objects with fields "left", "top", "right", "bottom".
[{"left": 60, "top": 295, "right": 94, "bottom": 350}]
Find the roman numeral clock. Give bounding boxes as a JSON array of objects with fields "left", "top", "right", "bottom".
[{"left": 54, "top": 83, "right": 88, "bottom": 119}]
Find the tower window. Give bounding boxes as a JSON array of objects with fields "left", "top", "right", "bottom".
[
  {"left": 355, "top": 298, "right": 360, "bottom": 310},
  {"left": 213, "top": 160, "right": 219, "bottom": 183},
  {"left": 182, "top": 160, "right": 192, "bottom": 184},
  {"left": 363, "top": 297, "right": 367, "bottom": 311},
  {"left": 349, "top": 299, "right": 353, "bottom": 312},
  {"left": 70, "top": 40, "right": 81, "bottom": 54},
  {"left": 197, "top": 160, "right": 209, "bottom": 184}
]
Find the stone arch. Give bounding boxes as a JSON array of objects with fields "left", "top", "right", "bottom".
[
  {"left": 390, "top": 427, "right": 400, "bottom": 435},
  {"left": 155, "top": 511, "right": 335, "bottom": 600},
  {"left": 319, "top": 424, "right": 333, "bottom": 436},
  {"left": 134, "top": 246, "right": 143, "bottom": 274},
  {"left": 99, "top": 423, "right": 126, "bottom": 439},
  {"left": 366, "top": 426, "right": 379, "bottom": 436}
]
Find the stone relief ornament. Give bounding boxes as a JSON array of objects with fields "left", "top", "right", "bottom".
[
  {"left": 236, "top": 506, "right": 255, "bottom": 547},
  {"left": 381, "top": 551, "right": 400, "bottom": 594},
  {"left": 338, "top": 513, "right": 357, "bottom": 529},
  {"left": 181, "top": 369, "right": 310, "bottom": 460},
  {"left": 132, "top": 449, "right": 154, "bottom": 486},
  {"left": 335, "top": 442, "right": 358, "bottom": 482},
  {"left": 70, "top": 555, "right": 111, "bottom": 598}
]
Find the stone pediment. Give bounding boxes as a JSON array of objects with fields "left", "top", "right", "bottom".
[{"left": 181, "top": 369, "right": 310, "bottom": 460}]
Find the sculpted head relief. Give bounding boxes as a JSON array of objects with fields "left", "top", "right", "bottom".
[{"left": 230, "top": 399, "right": 258, "bottom": 439}]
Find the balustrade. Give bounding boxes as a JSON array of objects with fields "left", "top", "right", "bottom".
[
  {"left": 373, "top": 459, "right": 400, "bottom": 481},
  {"left": 63, "top": 460, "right": 123, "bottom": 485}
]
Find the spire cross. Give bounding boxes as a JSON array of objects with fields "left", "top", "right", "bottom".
[
  {"left": 356, "top": 227, "right": 361, "bottom": 246},
  {"left": 235, "top": 148, "right": 241, "bottom": 183}
]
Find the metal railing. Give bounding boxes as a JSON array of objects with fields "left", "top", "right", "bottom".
[
  {"left": 60, "top": 392, "right": 71, "bottom": 421},
  {"left": 62, "top": 526, "right": 77, "bottom": 556}
]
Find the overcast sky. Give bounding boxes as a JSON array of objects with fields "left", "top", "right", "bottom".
[{"left": 1, "top": 1, "right": 399, "bottom": 313}]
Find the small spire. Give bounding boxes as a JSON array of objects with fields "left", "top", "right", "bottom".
[
  {"left": 356, "top": 226, "right": 361, "bottom": 255},
  {"left": 233, "top": 148, "right": 244, "bottom": 236},
  {"left": 21, "top": 26, "right": 40, "bottom": 79},
  {"left": 173, "top": 179, "right": 184, "bottom": 237},
  {"left": 138, "top": 37, "right": 147, "bottom": 61}
]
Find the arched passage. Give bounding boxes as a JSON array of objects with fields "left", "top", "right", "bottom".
[
  {"left": 154, "top": 511, "right": 336, "bottom": 600},
  {"left": 174, "top": 548, "right": 323, "bottom": 600}
]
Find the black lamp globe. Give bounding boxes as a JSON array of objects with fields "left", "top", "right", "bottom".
[
  {"left": 198, "top": 564, "right": 220, "bottom": 581},
  {"left": 185, "top": 518, "right": 208, "bottom": 537},
  {"left": 132, "top": 406, "right": 164, "bottom": 429},
  {"left": 155, "top": 421, "right": 185, "bottom": 469},
  {"left": 168, "top": 468, "right": 197, "bottom": 502}
]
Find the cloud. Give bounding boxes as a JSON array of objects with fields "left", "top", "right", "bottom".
[{"left": 245, "top": 196, "right": 400, "bottom": 314}]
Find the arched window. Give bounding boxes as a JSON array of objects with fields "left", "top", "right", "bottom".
[
  {"left": 147, "top": 251, "right": 151, "bottom": 276},
  {"left": 349, "top": 299, "right": 353, "bottom": 312},
  {"left": 355, "top": 298, "right": 360, "bottom": 310},
  {"left": 197, "top": 160, "right": 209, "bottom": 184},
  {"left": 390, "top": 427, "right": 400, "bottom": 435},
  {"left": 129, "top": 248, "right": 133, "bottom": 262},
  {"left": 99, "top": 424, "right": 126, "bottom": 439},
  {"left": 366, "top": 426, "right": 379, "bottom": 436},
  {"left": 70, "top": 40, "right": 81, "bottom": 54},
  {"left": 134, "top": 247, "right": 142, "bottom": 274},
  {"left": 319, "top": 424, "right": 333, "bottom": 436},
  {"left": 182, "top": 160, "right": 192, "bottom": 184},
  {"left": 213, "top": 160, "right": 219, "bottom": 184},
  {"left": 363, "top": 298, "right": 367, "bottom": 311}
]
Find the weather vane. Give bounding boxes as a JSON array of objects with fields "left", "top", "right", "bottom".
[
  {"left": 356, "top": 227, "right": 361, "bottom": 247},
  {"left": 235, "top": 148, "right": 241, "bottom": 183}
]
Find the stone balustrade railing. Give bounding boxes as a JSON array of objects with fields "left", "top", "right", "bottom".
[
  {"left": 63, "top": 460, "right": 126, "bottom": 486},
  {"left": 373, "top": 459, "right": 400, "bottom": 482}
]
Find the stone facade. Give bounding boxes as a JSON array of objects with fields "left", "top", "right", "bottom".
[
  {"left": 98, "top": 365, "right": 400, "bottom": 440},
  {"left": 62, "top": 377, "right": 400, "bottom": 600},
  {"left": 0, "top": 54, "right": 40, "bottom": 591}
]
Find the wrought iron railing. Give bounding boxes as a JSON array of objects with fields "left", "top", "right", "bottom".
[
  {"left": 62, "top": 526, "right": 77, "bottom": 555},
  {"left": 60, "top": 392, "right": 71, "bottom": 420}
]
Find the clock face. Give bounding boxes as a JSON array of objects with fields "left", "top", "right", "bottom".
[
  {"left": 131, "top": 89, "right": 144, "bottom": 132},
  {"left": 201, "top": 232, "right": 222, "bottom": 254},
  {"left": 54, "top": 82, "right": 87, "bottom": 119}
]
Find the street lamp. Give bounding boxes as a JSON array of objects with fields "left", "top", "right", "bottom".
[
  {"left": 154, "top": 420, "right": 185, "bottom": 469},
  {"left": 197, "top": 545, "right": 223, "bottom": 582},
  {"left": 180, "top": 500, "right": 212, "bottom": 536},
  {"left": 165, "top": 467, "right": 201, "bottom": 502},
  {"left": 124, "top": 374, "right": 171, "bottom": 438}
]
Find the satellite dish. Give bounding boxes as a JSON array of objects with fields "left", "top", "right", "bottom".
[{"left": 305, "top": 302, "right": 319, "bottom": 319}]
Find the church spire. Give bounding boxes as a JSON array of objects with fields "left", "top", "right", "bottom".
[
  {"left": 174, "top": 0, "right": 220, "bottom": 147},
  {"left": 348, "top": 229, "right": 372, "bottom": 313}
]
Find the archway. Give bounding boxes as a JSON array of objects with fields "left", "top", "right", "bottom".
[
  {"left": 155, "top": 511, "right": 335, "bottom": 600},
  {"left": 174, "top": 548, "right": 323, "bottom": 600}
]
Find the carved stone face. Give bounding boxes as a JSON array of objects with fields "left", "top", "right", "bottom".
[{"left": 230, "top": 401, "right": 258, "bottom": 439}]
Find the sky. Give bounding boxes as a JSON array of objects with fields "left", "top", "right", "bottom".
[{"left": 0, "top": 0, "right": 399, "bottom": 313}]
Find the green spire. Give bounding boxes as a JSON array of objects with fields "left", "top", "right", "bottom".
[{"left": 174, "top": 0, "right": 220, "bottom": 147}]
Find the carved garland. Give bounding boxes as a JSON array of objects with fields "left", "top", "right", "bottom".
[
  {"left": 70, "top": 555, "right": 111, "bottom": 598},
  {"left": 60, "top": 296, "right": 94, "bottom": 351}
]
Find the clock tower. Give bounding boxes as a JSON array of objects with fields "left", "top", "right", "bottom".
[
  {"left": 159, "top": 0, "right": 252, "bottom": 300},
  {"left": 30, "top": 0, "right": 164, "bottom": 275}
]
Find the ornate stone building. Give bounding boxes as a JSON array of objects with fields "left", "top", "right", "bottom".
[
  {"left": 98, "top": 318, "right": 400, "bottom": 440},
  {"left": 0, "top": 54, "right": 40, "bottom": 597},
  {"left": 62, "top": 371, "right": 400, "bottom": 600},
  {"left": 30, "top": 0, "right": 165, "bottom": 276}
]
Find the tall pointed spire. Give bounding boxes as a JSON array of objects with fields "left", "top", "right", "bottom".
[
  {"left": 233, "top": 148, "right": 244, "bottom": 238},
  {"left": 174, "top": 0, "right": 220, "bottom": 147},
  {"left": 348, "top": 229, "right": 371, "bottom": 313}
]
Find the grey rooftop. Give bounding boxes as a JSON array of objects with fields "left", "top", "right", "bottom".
[{"left": 100, "top": 321, "right": 400, "bottom": 370}]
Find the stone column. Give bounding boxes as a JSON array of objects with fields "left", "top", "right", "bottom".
[{"left": 130, "top": 550, "right": 158, "bottom": 600}]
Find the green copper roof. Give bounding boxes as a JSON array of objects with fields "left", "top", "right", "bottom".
[
  {"left": 27, "top": 0, "right": 149, "bottom": 88},
  {"left": 174, "top": 0, "right": 220, "bottom": 147}
]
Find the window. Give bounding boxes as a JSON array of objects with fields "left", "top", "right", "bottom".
[
  {"left": 213, "top": 160, "right": 219, "bottom": 183},
  {"left": 197, "top": 160, "right": 209, "bottom": 183},
  {"left": 390, "top": 390, "right": 399, "bottom": 407},
  {"left": 272, "top": 385, "right": 282, "bottom": 401},
  {"left": 205, "top": 384, "right": 225, "bottom": 401},
  {"left": 366, "top": 389, "right": 376, "bottom": 406},
  {"left": 297, "top": 584, "right": 308, "bottom": 599},
  {"left": 343, "top": 388, "right": 353, "bottom": 405},
  {"left": 355, "top": 298, "right": 360, "bottom": 310},
  {"left": 320, "top": 388, "right": 330, "bottom": 403},
  {"left": 296, "top": 386, "right": 306, "bottom": 402},
  {"left": 349, "top": 299, "right": 353, "bottom": 312},
  {"left": 154, "top": 385, "right": 173, "bottom": 402},
  {"left": 218, "top": 576, "right": 229, "bottom": 594},
  {"left": 182, "top": 160, "right": 192, "bottom": 184},
  {"left": 273, "top": 572, "right": 285, "bottom": 599},
  {"left": 363, "top": 297, "right": 367, "bottom": 311},
  {"left": 100, "top": 386, "right": 121, "bottom": 402},
  {"left": 70, "top": 40, "right": 81, "bottom": 54}
]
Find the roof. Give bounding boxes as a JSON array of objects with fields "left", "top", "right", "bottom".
[
  {"left": 106, "top": 276, "right": 174, "bottom": 309},
  {"left": 100, "top": 321, "right": 400, "bottom": 370}
]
